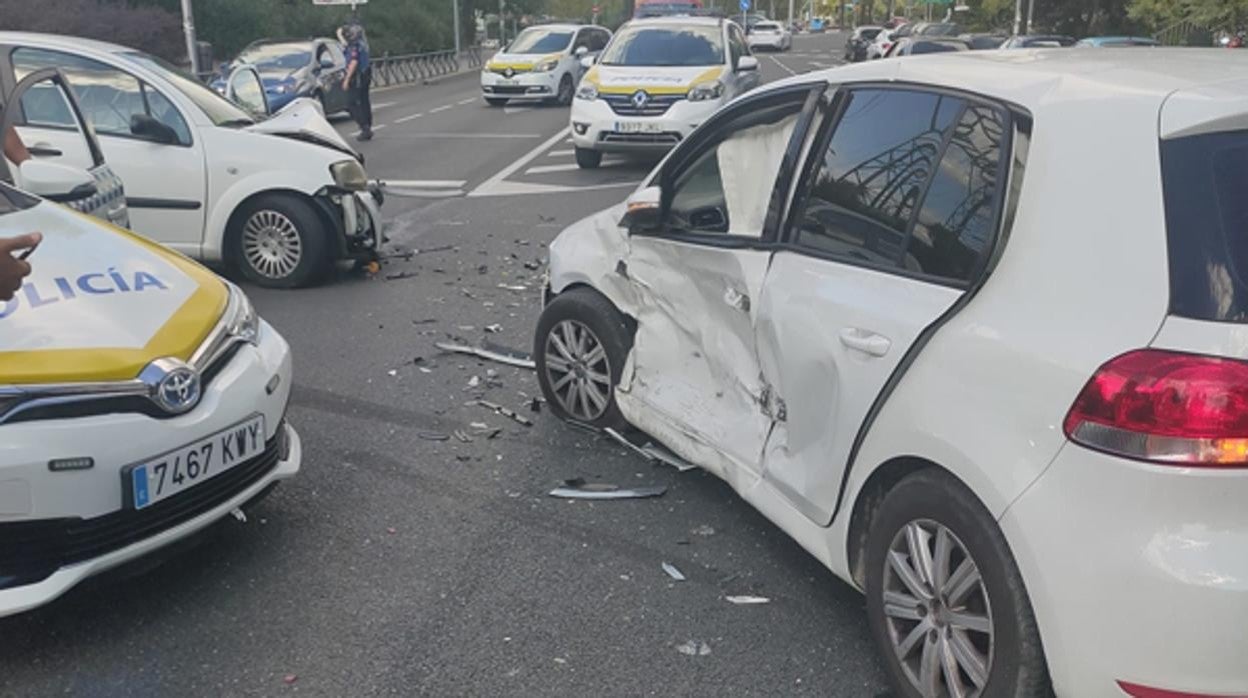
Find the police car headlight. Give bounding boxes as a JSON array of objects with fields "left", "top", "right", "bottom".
[
  {"left": 330, "top": 159, "right": 369, "bottom": 191},
  {"left": 688, "top": 80, "right": 724, "bottom": 102},
  {"left": 576, "top": 84, "right": 598, "bottom": 101},
  {"left": 226, "top": 285, "right": 261, "bottom": 345},
  {"left": 534, "top": 58, "right": 559, "bottom": 72}
]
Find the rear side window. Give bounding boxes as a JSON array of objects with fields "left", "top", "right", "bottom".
[{"left": 1161, "top": 131, "right": 1248, "bottom": 322}]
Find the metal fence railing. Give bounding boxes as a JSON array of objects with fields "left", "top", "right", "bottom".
[
  {"left": 371, "top": 46, "right": 485, "bottom": 88},
  {"left": 1154, "top": 20, "right": 1216, "bottom": 46}
]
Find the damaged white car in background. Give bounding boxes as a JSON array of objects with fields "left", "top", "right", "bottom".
[
  {"left": 0, "top": 32, "right": 383, "bottom": 288},
  {"left": 535, "top": 51, "right": 1248, "bottom": 698}
]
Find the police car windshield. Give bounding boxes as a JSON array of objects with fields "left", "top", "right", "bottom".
[
  {"left": 236, "top": 43, "right": 313, "bottom": 71},
  {"left": 506, "top": 29, "right": 574, "bottom": 54},
  {"left": 122, "top": 52, "right": 255, "bottom": 127},
  {"left": 601, "top": 26, "right": 724, "bottom": 66}
]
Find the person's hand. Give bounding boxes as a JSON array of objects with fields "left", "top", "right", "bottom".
[
  {"left": 0, "top": 232, "right": 42, "bottom": 302},
  {"left": 342, "top": 79, "right": 350, "bottom": 90}
]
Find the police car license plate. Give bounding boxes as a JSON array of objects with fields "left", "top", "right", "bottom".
[
  {"left": 127, "top": 415, "right": 266, "bottom": 510},
  {"left": 497, "top": 78, "right": 518, "bottom": 85},
  {"left": 615, "top": 121, "right": 664, "bottom": 134}
]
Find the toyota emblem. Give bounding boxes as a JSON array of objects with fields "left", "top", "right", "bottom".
[
  {"left": 140, "top": 358, "right": 203, "bottom": 415},
  {"left": 631, "top": 90, "right": 650, "bottom": 108}
]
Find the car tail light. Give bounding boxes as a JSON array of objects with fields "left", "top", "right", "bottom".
[
  {"left": 1118, "top": 680, "right": 1248, "bottom": 697},
  {"left": 1063, "top": 349, "right": 1248, "bottom": 467},
  {"left": 882, "top": 42, "right": 893, "bottom": 51}
]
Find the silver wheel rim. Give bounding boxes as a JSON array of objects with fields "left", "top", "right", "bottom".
[
  {"left": 544, "top": 319, "right": 612, "bottom": 421},
  {"left": 241, "top": 209, "right": 303, "bottom": 280},
  {"left": 883, "top": 519, "right": 994, "bottom": 698}
]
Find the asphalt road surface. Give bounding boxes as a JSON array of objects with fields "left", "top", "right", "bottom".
[{"left": 0, "top": 31, "right": 893, "bottom": 697}]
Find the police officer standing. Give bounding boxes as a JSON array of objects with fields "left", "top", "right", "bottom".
[{"left": 341, "top": 23, "right": 373, "bottom": 142}]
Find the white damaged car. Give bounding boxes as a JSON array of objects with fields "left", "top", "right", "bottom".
[
  {"left": 0, "top": 152, "right": 299, "bottom": 616},
  {"left": 569, "top": 16, "right": 760, "bottom": 169},
  {"left": 0, "top": 32, "right": 383, "bottom": 288},
  {"left": 537, "top": 51, "right": 1248, "bottom": 697}
]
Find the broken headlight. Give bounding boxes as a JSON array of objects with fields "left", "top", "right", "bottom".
[
  {"left": 330, "top": 159, "right": 369, "bottom": 191},
  {"left": 226, "top": 284, "right": 261, "bottom": 346}
]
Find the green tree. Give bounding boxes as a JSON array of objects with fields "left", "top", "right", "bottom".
[{"left": 1129, "top": 0, "right": 1248, "bottom": 32}]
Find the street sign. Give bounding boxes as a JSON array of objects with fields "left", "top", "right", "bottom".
[
  {"left": 740, "top": 0, "right": 750, "bottom": 10},
  {"left": 312, "top": 0, "right": 368, "bottom": 5}
]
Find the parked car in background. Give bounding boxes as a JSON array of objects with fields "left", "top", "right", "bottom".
[
  {"left": 885, "top": 37, "right": 971, "bottom": 57},
  {"left": 747, "top": 21, "right": 792, "bottom": 51},
  {"left": 866, "top": 28, "right": 900, "bottom": 59},
  {"left": 1, "top": 32, "right": 384, "bottom": 288},
  {"left": 482, "top": 23, "right": 611, "bottom": 106},
  {"left": 1000, "top": 34, "right": 1078, "bottom": 48},
  {"left": 810, "top": 17, "right": 825, "bottom": 33},
  {"left": 212, "top": 39, "right": 349, "bottom": 115},
  {"left": 845, "top": 25, "right": 884, "bottom": 62},
  {"left": 0, "top": 149, "right": 300, "bottom": 616},
  {"left": 959, "top": 32, "right": 1009, "bottom": 49},
  {"left": 915, "top": 22, "right": 961, "bottom": 37},
  {"left": 1076, "top": 36, "right": 1161, "bottom": 47},
  {"left": 536, "top": 47, "right": 1248, "bottom": 698},
  {"left": 570, "top": 15, "right": 760, "bottom": 169}
]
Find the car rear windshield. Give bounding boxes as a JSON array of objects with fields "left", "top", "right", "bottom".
[
  {"left": 861, "top": 28, "right": 882, "bottom": 40},
  {"left": 601, "top": 26, "right": 724, "bottom": 66},
  {"left": 1161, "top": 130, "right": 1248, "bottom": 322},
  {"left": 506, "top": 28, "right": 573, "bottom": 54},
  {"left": 237, "top": 43, "right": 311, "bottom": 71}
]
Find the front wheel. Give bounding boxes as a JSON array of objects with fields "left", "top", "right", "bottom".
[
  {"left": 534, "top": 288, "right": 631, "bottom": 429},
  {"left": 229, "top": 194, "right": 332, "bottom": 288},
  {"left": 575, "top": 147, "right": 602, "bottom": 169},
  {"left": 864, "top": 469, "right": 1051, "bottom": 698},
  {"left": 553, "top": 74, "right": 574, "bottom": 106}
]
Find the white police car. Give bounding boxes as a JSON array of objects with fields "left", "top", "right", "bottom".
[
  {"left": 0, "top": 154, "right": 299, "bottom": 616},
  {"left": 481, "top": 24, "right": 612, "bottom": 106}
]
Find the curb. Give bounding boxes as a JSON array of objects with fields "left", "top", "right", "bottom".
[{"left": 421, "top": 68, "right": 481, "bottom": 87}]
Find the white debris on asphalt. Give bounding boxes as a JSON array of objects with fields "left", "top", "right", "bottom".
[
  {"left": 662, "top": 562, "right": 687, "bottom": 582},
  {"left": 676, "top": 640, "right": 712, "bottom": 656},
  {"left": 725, "top": 595, "right": 771, "bottom": 605}
]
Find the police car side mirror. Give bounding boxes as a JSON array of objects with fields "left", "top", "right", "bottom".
[
  {"left": 737, "top": 56, "right": 760, "bottom": 72},
  {"left": 575, "top": 45, "right": 589, "bottom": 57},
  {"left": 620, "top": 186, "right": 662, "bottom": 234},
  {"left": 18, "top": 160, "right": 97, "bottom": 203},
  {"left": 580, "top": 55, "right": 595, "bottom": 69}
]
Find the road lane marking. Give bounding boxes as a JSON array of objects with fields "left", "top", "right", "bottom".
[
  {"left": 457, "top": 98, "right": 477, "bottom": 105},
  {"left": 429, "top": 104, "right": 454, "bottom": 113},
  {"left": 525, "top": 161, "right": 624, "bottom": 174},
  {"left": 504, "top": 105, "right": 534, "bottom": 115},
  {"left": 394, "top": 113, "right": 424, "bottom": 123},
  {"left": 768, "top": 56, "right": 797, "bottom": 76},
  {"left": 469, "top": 126, "right": 571, "bottom": 196},
  {"left": 373, "top": 101, "right": 396, "bottom": 109},
  {"left": 472, "top": 179, "right": 642, "bottom": 197},
  {"left": 809, "top": 61, "right": 829, "bottom": 68},
  {"left": 381, "top": 179, "right": 467, "bottom": 188},
  {"left": 370, "top": 132, "right": 542, "bottom": 139},
  {"left": 547, "top": 149, "right": 574, "bottom": 157}
]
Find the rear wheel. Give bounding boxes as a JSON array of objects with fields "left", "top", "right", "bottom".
[
  {"left": 575, "top": 147, "right": 602, "bottom": 169},
  {"left": 485, "top": 96, "right": 508, "bottom": 107},
  {"left": 534, "top": 288, "right": 631, "bottom": 429},
  {"left": 865, "top": 469, "right": 1051, "bottom": 698},
  {"left": 229, "top": 193, "right": 332, "bottom": 289},
  {"left": 553, "top": 74, "right": 575, "bottom": 106}
]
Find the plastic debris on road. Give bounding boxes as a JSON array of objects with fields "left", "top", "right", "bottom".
[
  {"left": 662, "top": 562, "right": 687, "bottom": 582},
  {"left": 725, "top": 595, "right": 771, "bottom": 605},
  {"left": 417, "top": 431, "right": 450, "bottom": 442},
  {"left": 604, "top": 428, "right": 697, "bottom": 472},
  {"left": 548, "top": 478, "right": 666, "bottom": 500},
  {"left": 679, "top": 641, "right": 712, "bottom": 657},
  {"left": 230, "top": 507, "right": 247, "bottom": 523},
  {"left": 434, "top": 341, "right": 536, "bottom": 370},
  {"left": 474, "top": 399, "right": 534, "bottom": 427}
]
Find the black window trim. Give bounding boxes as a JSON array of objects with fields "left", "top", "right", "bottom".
[
  {"left": 779, "top": 80, "right": 1019, "bottom": 291},
  {"left": 5, "top": 45, "right": 196, "bottom": 149},
  {"left": 630, "top": 81, "right": 828, "bottom": 252}
]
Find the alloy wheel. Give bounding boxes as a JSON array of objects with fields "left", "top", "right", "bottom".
[
  {"left": 242, "top": 209, "right": 303, "bottom": 280},
  {"left": 543, "top": 319, "right": 612, "bottom": 421},
  {"left": 882, "top": 519, "right": 994, "bottom": 698}
]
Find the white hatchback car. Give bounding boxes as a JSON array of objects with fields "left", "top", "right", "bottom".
[
  {"left": 0, "top": 32, "right": 383, "bottom": 288},
  {"left": 481, "top": 24, "right": 612, "bottom": 106},
  {"left": 0, "top": 163, "right": 299, "bottom": 616},
  {"left": 746, "top": 21, "right": 792, "bottom": 51},
  {"left": 569, "top": 16, "right": 760, "bottom": 169},
  {"left": 536, "top": 50, "right": 1248, "bottom": 697}
]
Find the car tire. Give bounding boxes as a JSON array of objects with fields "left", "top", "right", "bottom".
[
  {"left": 554, "top": 74, "right": 575, "bottom": 106},
  {"left": 864, "top": 469, "right": 1051, "bottom": 698},
  {"left": 229, "top": 193, "right": 332, "bottom": 289},
  {"left": 575, "top": 147, "right": 602, "bottom": 169},
  {"left": 485, "top": 97, "right": 508, "bottom": 107},
  {"left": 534, "top": 287, "right": 631, "bottom": 430}
]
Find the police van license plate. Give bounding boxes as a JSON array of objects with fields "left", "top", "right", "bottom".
[
  {"left": 128, "top": 415, "right": 266, "bottom": 510},
  {"left": 615, "top": 121, "right": 664, "bottom": 134},
  {"left": 497, "top": 78, "right": 518, "bottom": 85}
]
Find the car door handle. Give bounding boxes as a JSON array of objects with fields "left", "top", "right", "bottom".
[
  {"left": 839, "top": 328, "right": 891, "bottom": 357},
  {"left": 29, "top": 143, "right": 62, "bottom": 157}
]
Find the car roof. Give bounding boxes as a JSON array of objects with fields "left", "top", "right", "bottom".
[
  {"left": 521, "top": 23, "right": 586, "bottom": 31},
  {"left": 627, "top": 15, "right": 723, "bottom": 26},
  {"left": 0, "top": 31, "right": 135, "bottom": 56},
  {"left": 778, "top": 48, "right": 1248, "bottom": 138}
]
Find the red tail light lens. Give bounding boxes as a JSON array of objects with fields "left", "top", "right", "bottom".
[
  {"left": 1064, "top": 349, "right": 1248, "bottom": 467},
  {"left": 1118, "top": 680, "right": 1248, "bottom": 697}
]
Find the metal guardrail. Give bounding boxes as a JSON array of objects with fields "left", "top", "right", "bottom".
[
  {"left": 371, "top": 46, "right": 485, "bottom": 88},
  {"left": 1154, "top": 20, "right": 1216, "bottom": 46}
]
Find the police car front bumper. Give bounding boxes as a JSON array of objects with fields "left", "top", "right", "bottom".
[
  {"left": 481, "top": 69, "right": 560, "bottom": 100},
  {"left": 0, "top": 320, "right": 300, "bottom": 617},
  {"left": 570, "top": 95, "right": 722, "bottom": 152}
]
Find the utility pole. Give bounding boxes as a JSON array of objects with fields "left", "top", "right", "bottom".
[
  {"left": 788, "top": 0, "right": 794, "bottom": 28},
  {"left": 498, "top": 0, "right": 505, "bottom": 45},
  {"left": 1025, "top": 0, "right": 1035, "bottom": 33},
  {"left": 452, "top": 0, "right": 462, "bottom": 61},
  {"left": 1012, "top": 0, "right": 1022, "bottom": 34},
  {"left": 180, "top": 0, "right": 200, "bottom": 75}
]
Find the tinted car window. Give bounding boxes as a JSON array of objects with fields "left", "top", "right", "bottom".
[
  {"left": 910, "top": 41, "right": 967, "bottom": 54},
  {"left": 908, "top": 104, "right": 1005, "bottom": 281},
  {"left": 795, "top": 89, "right": 964, "bottom": 270},
  {"left": 508, "top": 28, "right": 574, "bottom": 54},
  {"left": 861, "top": 28, "right": 883, "bottom": 40},
  {"left": 1161, "top": 130, "right": 1248, "bottom": 322},
  {"left": 601, "top": 26, "right": 724, "bottom": 66}
]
